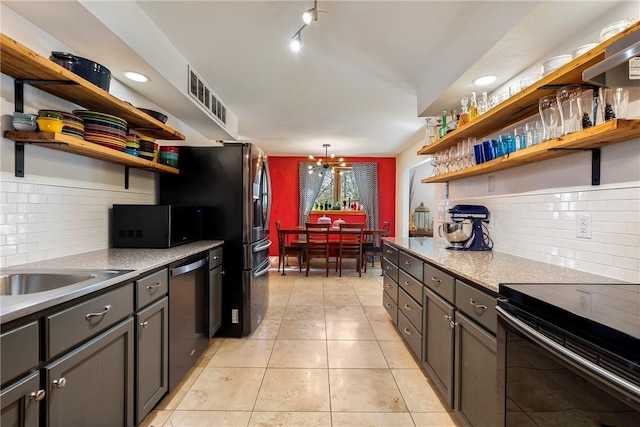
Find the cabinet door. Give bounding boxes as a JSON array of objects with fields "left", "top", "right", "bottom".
[
  {"left": 136, "top": 297, "right": 168, "bottom": 425},
  {"left": 45, "top": 318, "right": 134, "bottom": 427},
  {"left": 455, "top": 312, "right": 497, "bottom": 427},
  {"left": 209, "top": 265, "right": 223, "bottom": 337},
  {"left": 1, "top": 371, "right": 42, "bottom": 427},
  {"left": 423, "top": 288, "right": 455, "bottom": 408}
]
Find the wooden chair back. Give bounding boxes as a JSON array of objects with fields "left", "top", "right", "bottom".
[{"left": 305, "top": 222, "right": 330, "bottom": 276}]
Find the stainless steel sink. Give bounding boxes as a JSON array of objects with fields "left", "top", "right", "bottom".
[{"left": 0, "top": 269, "right": 132, "bottom": 296}]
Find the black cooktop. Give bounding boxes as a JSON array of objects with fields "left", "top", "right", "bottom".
[{"left": 499, "top": 283, "right": 640, "bottom": 363}]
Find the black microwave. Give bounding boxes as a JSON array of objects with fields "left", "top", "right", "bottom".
[{"left": 111, "top": 205, "right": 203, "bottom": 248}]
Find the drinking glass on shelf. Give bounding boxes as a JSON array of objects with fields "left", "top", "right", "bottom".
[
  {"left": 599, "top": 87, "right": 629, "bottom": 120},
  {"left": 539, "top": 95, "right": 561, "bottom": 141},
  {"left": 579, "top": 89, "right": 597, "bottom": 128},
  {"left": 557, "top": 85, "right": 582, "bottom": 135}
]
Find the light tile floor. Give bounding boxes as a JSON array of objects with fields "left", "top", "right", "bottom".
[{"left": 141, "top": 262, "right": 457, "bottom": 427}]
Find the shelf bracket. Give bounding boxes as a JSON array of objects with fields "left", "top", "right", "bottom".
[
  {"left": 15, "top": 142, "right": 25, "bottom": 177},
  {"left": 14, "top": 79, "right": 79, "bottom": 113},
  {"left": 124, "top": 166, "right": 130, "bottom": 189},
  {"left": 548, "top": 148, "right": 601, "bottom": 185}
]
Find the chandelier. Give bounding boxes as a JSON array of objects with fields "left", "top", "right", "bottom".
[{"left": 308, "top": 144, "right": 346, "bottom": 176}]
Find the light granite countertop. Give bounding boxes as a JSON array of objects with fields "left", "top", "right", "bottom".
[
  {"left": 384, "top": 237, "right": 628, "bottom": 294},
  {"left": 0, "top": 240, "right": 223, "bottom": 324}
]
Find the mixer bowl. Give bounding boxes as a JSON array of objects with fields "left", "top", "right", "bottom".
[{"left": 440, "top": 221, "right": 473, "bottom": 244}]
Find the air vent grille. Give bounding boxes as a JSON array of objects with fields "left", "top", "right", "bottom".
[{"left": 188, "top": 65, "right": 226, "bottom": 125}]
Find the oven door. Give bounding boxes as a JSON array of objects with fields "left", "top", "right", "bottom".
[{"left": 497, "top": 305, "right": 640, "bottom": 426}]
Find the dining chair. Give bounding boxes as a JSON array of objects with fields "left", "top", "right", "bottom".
[
  {"left": 338, "top": 222, "right": 364, "bottom": 277},
  {"left": 276, "top": 220, "right": 304, "bottom": 275},
  {"left": 305, "top": 222, "right": 330, "bottom": 277},
  {"left": 363, "top": 220, "right": 391, "bottom": 273}
]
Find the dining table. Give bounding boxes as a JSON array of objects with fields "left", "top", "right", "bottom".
[{"left": 276, "top": 225, "right": 390, "bottom": 274}]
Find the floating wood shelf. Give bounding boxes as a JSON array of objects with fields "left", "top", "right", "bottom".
[
  {"left": 1, "top": 33, "right": 185, "bottom": 141},
  {"left": 417, "top": 21, "right": 640, "bottom": 157},
  {"left": 4, "top": 131, "right": 179, "bottom": 174},
  {"left": 420, "top": 120, "right": 640, "bottom": 184}
]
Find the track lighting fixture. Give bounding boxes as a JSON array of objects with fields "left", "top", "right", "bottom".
[
  {"left": 302, "top": 0, "right": 318, "bottom": 24},
  {"left": 289, "top": 0, "right": 323, "bottom": 52}
]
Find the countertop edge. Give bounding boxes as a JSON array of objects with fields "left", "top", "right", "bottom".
[{"left": 0, "top": 241, "right": 223, "bottom": 325}]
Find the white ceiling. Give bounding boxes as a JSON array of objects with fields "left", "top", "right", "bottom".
[{"left": 3, "top": 1, "right": 635, "bottom": 157}]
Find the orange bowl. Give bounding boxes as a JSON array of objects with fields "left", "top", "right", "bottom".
[{"left": 36, "top": 117, "right": 64, "bottom": 133}]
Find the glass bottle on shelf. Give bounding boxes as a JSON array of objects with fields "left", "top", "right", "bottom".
[
  {"left": 469, "top": 92, "right": 478, "bottom": 121},
  {"left": 458, "top": 96, "right": 470, "bottom": 128},
  {"left": 478, "top": 92, "right": 489, "bottom": 115},
  {"left": 448, "top": 109, "right": 458, "bottom": 131},
  {"left": 438, "top": 110, "right": 448, "bottom": 138}
]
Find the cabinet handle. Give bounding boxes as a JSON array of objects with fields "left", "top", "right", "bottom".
[
  {"left": 449, "top": 320, "right": 457, "bottom": 329},
  {"left": 431, "top": 277, "right": 442, "bottom": 284},
  {"left": 404, "top": 260, "right": 411, "bottom": 266},
  {"left": 52, "top": 378, "right": 66, "bottom": 388},
  {"left": 146, "top": 282, "right": 162, "bottom": 291},
  {"left": 404, "top": 281, "right": 411, "bottom": 287},
  {"left": 85, "top": 304, "right": 111, "bottom": 320},
  {"left": 212, "top": 255, "right": 220, "bottom": 260},
  {"left": 220, "top": 270, "right": 225, "bottom": 276},
  {"left": 444, "top": 314, "right": 452, "bottom": 322},
  {"left": 140, "top": 321, "right": 149, "bottom": 329},
  {"left": 385, "top": 249, "right": 393, "bottom": 254},
  {"left": 403, "top": 304, "right": 412, "bottom": 311},
  {"left": 469, "top": 298, "right": 488, "bottom": 311},
  {"left": 403, "top": 328, "right": 412, "bottom": 336},
  {"left": 385, "top": 283, "right": 392, "bottom": 288},
  {"left": 386, "top": 266, "right": 391, "bottom": 270},
  {"left": 385, "top": 303, "right": 392, "bottom": 308},
  {"left": 30, "top": 390, "right": 45, "bottom": 401}
]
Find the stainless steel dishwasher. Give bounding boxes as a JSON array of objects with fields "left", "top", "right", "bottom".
[{"left": 168, "top": 252, "right": 209, "bottom": 391}]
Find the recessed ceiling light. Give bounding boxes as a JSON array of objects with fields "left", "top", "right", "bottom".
[
  {"left": 473, "top": 75, "right": 497, "bottom": 86},
  {"left": 124, "top": 71, "right": 149, "bottom": 83}
]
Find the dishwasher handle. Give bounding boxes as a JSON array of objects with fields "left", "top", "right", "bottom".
[{"left": 171, "top": 258, "right": 208, "bottom": 277}]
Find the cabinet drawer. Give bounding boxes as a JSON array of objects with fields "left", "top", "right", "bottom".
[
  {"left": 383, "top": 274, "right": 398, "bottom": 303},
  {"left": 47, "top": 283, "right": 134, "bottom": 359},
  {"left": 136, "top": 269, "right": 168, "bottom": 310},
  {"left": 455, "top": 280, "right": 497, "bottom": 335},
  {"left": 423, "top": 263, "right": 455, "bottom": 303},
  {"left": 382, "top": 292, "right": 398, "bottom": 325},
  {"left": 209, "top": 246, "right": 223, "bottom": 269},
  {"left": 399, "top": 251, "right": 423, "bottom": 281},
  {"left": 382, "top": 243, "right": 399, "bottom": 265},
  {"left": 382, "top": 258, "right": 399, "bottom": 283},
  {"left": 397, "top": 312, "right": 422, "bottom": 360},
  {"left": 1, "top": 321, "right": 39, "bottom": 386},
  {"left": 398, "top": 270, "right": 423, "bottom": 304},
  {"left": 398, "top": 288, "right": 423, "bottom": 334}
]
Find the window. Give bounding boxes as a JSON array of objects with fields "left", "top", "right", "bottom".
[{"left": 315, "top": 167, "right": 360, "bottom": 209}]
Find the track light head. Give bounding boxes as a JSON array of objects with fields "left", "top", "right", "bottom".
[
  {"left": 302, "top": 8, "right": 317, "bottom": 24},
  {"left": 290, "top": 33, "right": 302, "bottom": 52}
]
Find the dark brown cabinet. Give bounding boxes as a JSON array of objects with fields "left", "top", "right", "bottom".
[
  {"left": 382, "top": 243, "right": 399, "bottom": 325},
  {"left": 44, "top": 318, "right": 134, "bottom": 427},
  {"left": 1, "top": 371, "right": 42, "bottom": 427},
  {"left": 423, "top": 287, "right": 455, "bottom": 408},
  {"left": 208, "top": 247, "right": 223, "bottom": 337}
]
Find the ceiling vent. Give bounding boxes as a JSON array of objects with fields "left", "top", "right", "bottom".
[{"left": 188, "top": 65, "right": 227, "bottom": 126}]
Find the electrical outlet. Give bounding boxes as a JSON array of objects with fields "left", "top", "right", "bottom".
[
  {"left": 576, "top": 214, "right": 592, "bottom": 239},
  {"left": 576, "top": 289, "right": 592, "bottom": 316}
]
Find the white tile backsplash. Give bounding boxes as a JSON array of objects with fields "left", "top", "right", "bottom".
[
  {"left": 441, "top": 183, "right": 640, "bottom": 283},
  {"left": 0, "top": 177, "right": 154, "bottom": 268}
]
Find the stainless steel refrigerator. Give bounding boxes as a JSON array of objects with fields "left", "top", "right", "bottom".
[{"left": 160, "top": 142, "right": 272, "bottom": 337}]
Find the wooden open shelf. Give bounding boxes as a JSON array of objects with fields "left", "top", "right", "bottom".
[
  {"left": 417, "top": 21, "right": 640, "bottom": 156},
  {"left": 4, "top": 131, "right": 179, "bottom": 174},
  {"left": 420, "top": 120, "right": 639, "bottom": 183},
  {"left": 1, "top": 33, "right": 185, "bottom": 141}
]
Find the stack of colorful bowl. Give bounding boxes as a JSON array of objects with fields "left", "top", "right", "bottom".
[
  {"left": 159, "top": 146, "right": 179, "bottom": 168},
  {"left": 124, "top": 134, "right": 140, "bottom": 157},
  {"left": 40, "top": 110, "right": 84, "bottom": 140},
  {"left": 36, "top": 111, "right": 64, "bottom": 133},
  {"left": 73, "top": 110, "right": 127, "bottom": 151},
  {"left": 139, "top": 136, "right": 158, "bottom": 161},
  {"left": 12, "top": 112, "right": 38, "bottom": 131}
]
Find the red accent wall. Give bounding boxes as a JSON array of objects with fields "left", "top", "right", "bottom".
[{"left": 268, "top": 156, "right": 396, "bottom": 256}]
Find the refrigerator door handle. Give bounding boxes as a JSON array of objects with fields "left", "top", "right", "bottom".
[
  {"left": 253, "top": 261, "right": 271, "bottom": 278},
  {"left": 253, "top": 240, "right": 273, "bottom": 253}
]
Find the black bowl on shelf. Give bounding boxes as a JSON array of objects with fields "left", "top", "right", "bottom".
[{"left": 137, "top": 108, "right": 168, "bottom": 124}]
